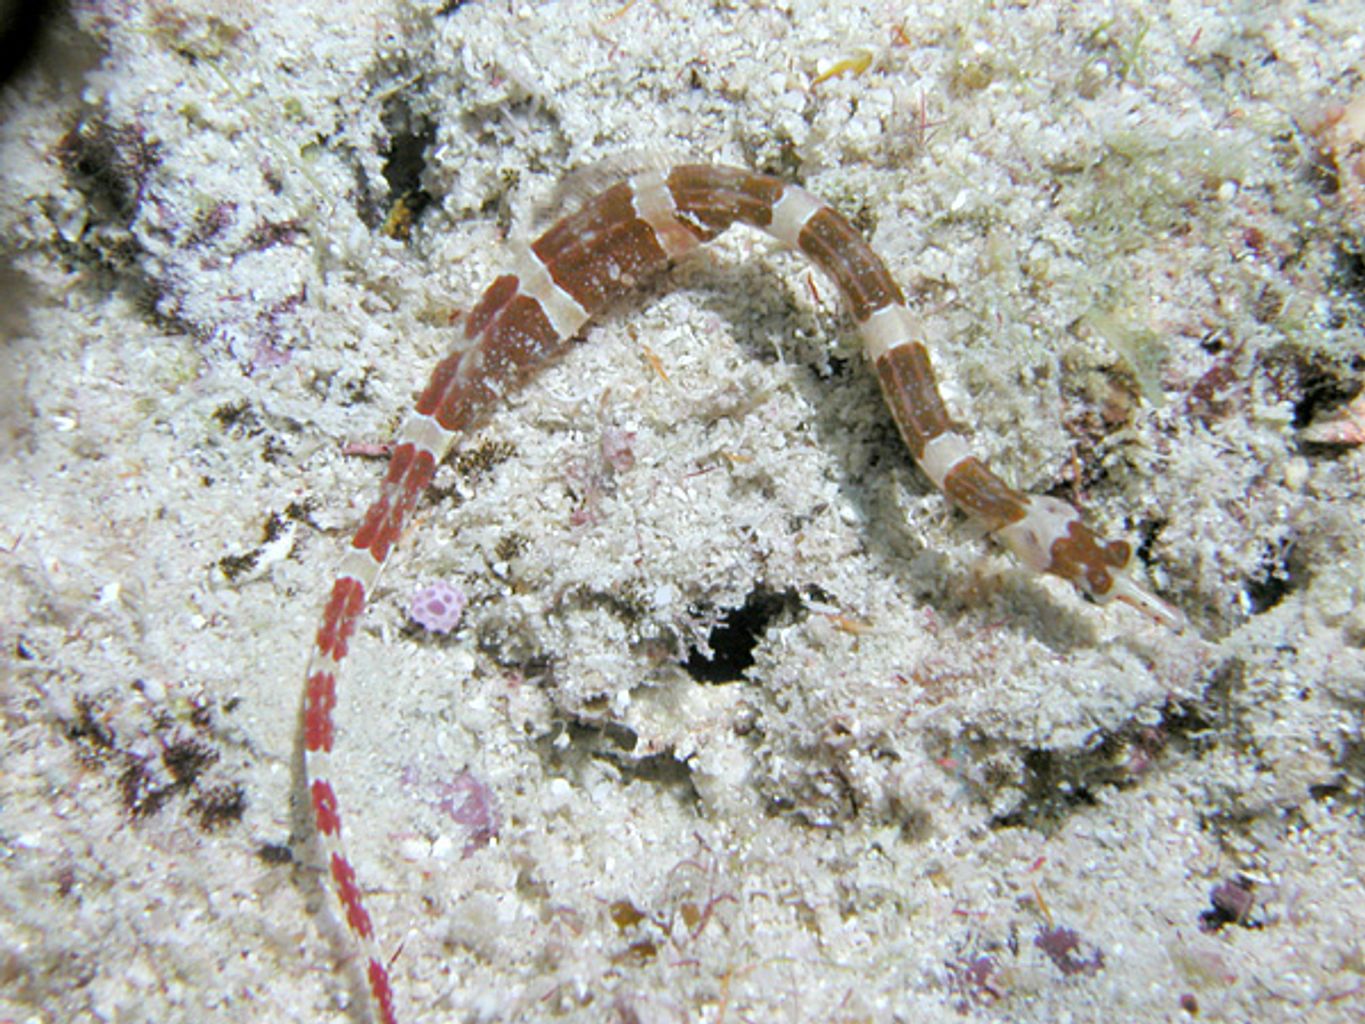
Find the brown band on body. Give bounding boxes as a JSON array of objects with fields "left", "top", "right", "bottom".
[
  {"left": 415, "top": 350, "right": 479, "bottom": 423},
  {"left": 420, "top": 289, "right": 562, "bottom": 432},
  {"left": 874, "top": 342, "right": 955, "bottom": 459},
  {"left": 463, "top": 274, "right": 519, "bottom": 340},
  {"left": 667, "top": 165, "right": 785, "bottom": 238},
  {"left": 532, "top": 183, "right": 672, "bottom": 313},
  {"left": 479, "top": 293, "right": 566, "bottom": 383},
  {"left": 941, "top": 457, "right": 1029, "bottom": 532},
  {"left": 796, "top": 208, "right": 904, "bottom": 322}
]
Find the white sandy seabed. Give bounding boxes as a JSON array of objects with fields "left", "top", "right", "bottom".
[{"left": 1, "top": 2, "right": 1362, "bottom": 1023}]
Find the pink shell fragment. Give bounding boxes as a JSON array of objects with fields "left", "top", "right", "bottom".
[
  {"left": 408, "top": 580, "right": 467, "bottom": 634},
  {"left": 439, "top": 771, "right": 500, "bottom": 857}
]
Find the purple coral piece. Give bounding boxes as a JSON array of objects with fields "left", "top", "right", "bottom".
[
  {"left": 409, "top": 580, "right": 467, "bottom": 634},
  {"left": 1200, "top": 875, "right": 1257, "bottom": 931},
  {"left": 945, "top": 954, "right": 1001, "bottom": 1011},
  {"left": 437, "top": 771, "right": 500, "bottom": 857},
  {"left": 1034, "top": 926, "right": 1105, "bottom": 977}
]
